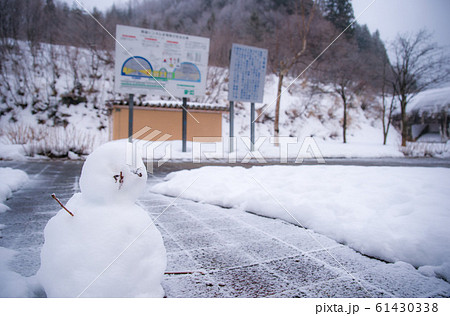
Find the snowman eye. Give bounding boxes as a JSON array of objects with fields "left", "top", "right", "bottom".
[
  {"left": 113, "top": 172, "right": 124, "bottom": 184},
  {"left": 130, "top": 168, "right": 143, "bottom": 177}
]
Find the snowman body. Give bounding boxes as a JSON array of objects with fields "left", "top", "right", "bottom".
[{"left": 38, "top": 141, "right": 167, "bottom": 297}]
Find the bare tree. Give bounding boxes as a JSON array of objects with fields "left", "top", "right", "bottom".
[
  {"left": 390, "top": 30, "right": 450, "bottom": 146},
  {"left": 380, "top": 55, "right": 396, "bottom": 145},
  {"left": 319, "top": 38, "right": 364, "bottom": 143},
  {"left": 268, "top": 0, "right": 319, "bottom": 144}
]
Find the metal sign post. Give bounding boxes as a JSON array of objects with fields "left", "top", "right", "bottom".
[
  {"left": 229, "top": 101, "right": 234, "bottom": 152},
  {"left": 228, "top": 43, "right": 268, "bottom": 154},
  {"left": 128, "top": 93, "right": 134, "bottom": 142},
  {"left": 182, "top": 97, "right": 188, "bottom": 152},
  {"left": 250, "top": 102, "right": 255, "bottom": 152}
]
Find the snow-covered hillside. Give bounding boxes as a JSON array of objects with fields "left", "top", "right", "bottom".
[
  {"left": 0, "top": 41, "right": 422, "bottom": 159},
  {"left": 0, "top": 42, "right": 113, "bottom": 130},
  {"left": 0, "top": 42, "right": 114, "bottom": 157}
]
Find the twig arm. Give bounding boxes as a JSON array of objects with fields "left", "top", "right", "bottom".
[{"left": 51, "top": 193, "right": 74, "bottom": 217}]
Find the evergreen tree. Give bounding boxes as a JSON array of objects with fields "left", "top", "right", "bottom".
[
  {"left": 44, "top": 0, "right": 58, "bottom": 44},
  {"left": 355, "top": 24, "right": 372, "bottom": 52},
  {"left": 322, "top": 0, "right": 355, "bottom": 36},
  {"left": 247, "top": 11, "right": 264, "bottom": 43}
]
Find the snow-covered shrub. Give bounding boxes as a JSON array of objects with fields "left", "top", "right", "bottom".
[
  {"left": 1, "top": 124, "right": 45, "bottom": 145},
  {"left": 24, "top": 126, "right": 105, "bottom": 158},
  {"left": 401, "top": 141, "right": 449, "bottom": 158},
  {"left": 0, "top": 124, "right": 106, "bottom": 158},
  {"left": 329, "top": 130, "right": 339, "bottom": 139}
]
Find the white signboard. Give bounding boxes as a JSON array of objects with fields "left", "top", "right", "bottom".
[
  {"left": 114, "top": 25, "right": 210, "bottom": 98},
  {"left": 228, "top": 43, "right": 268, "bottom": 103}
]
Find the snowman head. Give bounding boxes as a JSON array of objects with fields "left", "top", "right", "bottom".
[{"left": 79, "top": 141, "right": 148, "bottom": 204}]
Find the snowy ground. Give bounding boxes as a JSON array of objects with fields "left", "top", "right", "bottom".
[
  {"left": 152, "top": 165, "right": 450, "bottom": 282},
  {"left": 138, "top": 137, "right": 406, "bottom": 165},
  {"left": 0, "top": 166, "right": 30, "bottom": 296},
  {"left": 145, "top": 174, "right": 450, "bottom": 298},
  {"left": 0, "top": 161, "right": 450, "bottom": 298},
  {"left": 0, "top": 167, "right": 29, "bottom": 213}
]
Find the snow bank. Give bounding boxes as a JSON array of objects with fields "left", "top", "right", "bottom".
[
  {"left": 0, "top": 168, "right": 31, "bottom": 297},
  {"left": 0, "top": 167, "right": 29, "bottom": 213},
  {"left": 0, "top": 144, "right": 27, "bottom": 161},
  {"left": 38, "top": 141, "right": 167, "bottom": 297},
  {"left": 0, "top": 247, "right": 31, "bottom": 297},
  {"left": 152, "top": 165, "right": 450, "bottom": 281}
]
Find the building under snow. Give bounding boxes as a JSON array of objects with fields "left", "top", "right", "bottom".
[{"left": 395, "top": 86, "right": 450, "bottom": 143}]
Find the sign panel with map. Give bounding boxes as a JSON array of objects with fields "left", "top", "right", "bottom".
[{"left": 114, "top": 25, "right": 210, "bottom": 98}]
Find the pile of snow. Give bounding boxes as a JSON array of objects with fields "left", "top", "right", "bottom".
[
  {"left": 0, "top": 247, "right": 32, "bottom": 297},
  {"left": 0, "top": 144, "right": 27, "bottom": 161},
  {"left": 0, "top": 167, "right": 29, "bottom": 213},
  {"left": 151, "top": 165, "right": 450, "bottom": 281},
  {"left": 37, "top": 141, "right": 167, "bottom": 297},
  {"left": 0, "top": 168, "right": 30, "bottom": 297}
]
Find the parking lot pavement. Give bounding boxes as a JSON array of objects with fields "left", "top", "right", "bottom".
[
  {"left": 144, "top": 174, "right": 450, "bottom": 298},
  {"left": 1, "top": 161, "right": 450, "bottom": 298},
  {"left": 0, "top": 161, "right": 83, "bottom": 279}
]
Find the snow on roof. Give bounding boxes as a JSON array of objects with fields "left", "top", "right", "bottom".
[
  {"left": 110, "top": 100, "right": 228, "bottom": 112},
  {"left": 407, "top": 85, "right": 450, "bottom": 114}
]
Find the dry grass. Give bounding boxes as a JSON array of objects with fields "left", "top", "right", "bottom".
[
  {"left": 2, "top": 124, "right": 46, "bottom": 144},
  {"left": 0, "top": 123, "right": 105, "bottom": 158}
]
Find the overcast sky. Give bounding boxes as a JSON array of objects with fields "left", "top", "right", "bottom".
[
  {"left": 353, "top": 0, "right": 450, "bottom": 49},
  {"left": 65, "top": 0, "right": 124, "bottom": 12},
  {"left": 67, "top": 0, "right": 450, "bottom": 49}
]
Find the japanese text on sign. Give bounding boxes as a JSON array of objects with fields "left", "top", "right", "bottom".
[{"left": 228, "top": 43, "right": 268, "bottom": 103}]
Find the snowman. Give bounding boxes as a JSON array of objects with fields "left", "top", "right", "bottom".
[{"left": 37, "top": 141, "right": 167, "bottom": 297}]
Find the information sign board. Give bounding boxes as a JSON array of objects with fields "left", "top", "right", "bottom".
[
  {"left": 115, "top": 25, "right": 210, "bottom": 98},
  {"left": 228, "top": 43, "right": 268, "bottom": 103}
]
